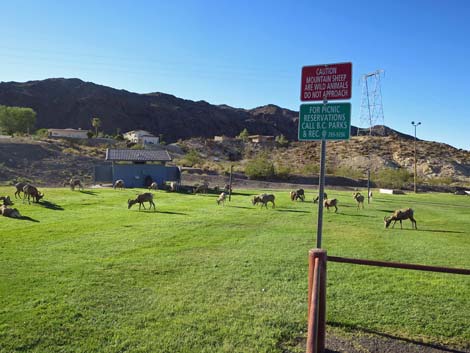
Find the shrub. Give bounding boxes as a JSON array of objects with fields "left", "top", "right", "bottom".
[
  {"left": 275, "top": 164, "right": 290, "bottom": 179},
  {"left": 372, "top": 168, "right": 412, "bottom": 189},
  {"left": 302, "top": 163, "right": 320, "bottom": 175},
  {"left": 333, "top": 166, "right": 365, "bottom": 180},
  {"left": 182, "top": 149, "right": 202, "bottom": 167},
  {"left": 426, "top": 176, "right": 454, "bottom": 186},
  {"left": 245, "top": 153, "right": 275, "bottom": 179},
  {"left": 275, "top": 134, "right": 289, "bottom": 147}
]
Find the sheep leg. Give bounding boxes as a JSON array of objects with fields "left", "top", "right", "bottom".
[
  {"left": 334, "top": 205, "right": 338, "bottom": 213},
  {"left": 400, "top": 220, "right": 403, "bottom": 229}
]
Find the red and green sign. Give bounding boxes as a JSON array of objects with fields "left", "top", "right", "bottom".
[
  {"left": 301, "top": 62, "right": 352, "bottom": 101},
  {"left": 298, "top": 103, "right": 351, "bottom": 141}
]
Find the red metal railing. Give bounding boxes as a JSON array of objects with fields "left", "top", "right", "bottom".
[{"left": 306, "top": 250, "right": 470, "bottom": 353}]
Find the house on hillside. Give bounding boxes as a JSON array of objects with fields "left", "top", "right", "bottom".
[
  {"left": 248, "top": 135, "right": 274, "bottom": 143},
  {"left": 214, "top": 135, "right": 236, "bottom": 142},
  {"left": 48, "top": 128, "right": 89, "bottom": 139},
  {"left": 123, "top": 130, "right": 160, "bottom": 145},
  {"left": 94, "top": 148, "right": 180, "bottom": 188}
]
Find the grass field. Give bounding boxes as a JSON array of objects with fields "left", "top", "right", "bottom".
[{"left": 0, "top": 186, "right": 469, "bottom": 353}]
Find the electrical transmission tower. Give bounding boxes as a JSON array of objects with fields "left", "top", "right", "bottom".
[{"left": 358, "top": 69, "right": 385, "bottom": 135}]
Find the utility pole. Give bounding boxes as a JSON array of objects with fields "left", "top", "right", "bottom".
[{"left": 411, "top": 121, "right": 421, "bottom": 193}]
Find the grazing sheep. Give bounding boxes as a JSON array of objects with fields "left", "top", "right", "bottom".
[
  {"left": 353, "top": 192, "right": 365, "bottom": 210},
  {"left": 216, "top": 192, "right": 227, "bottom": 206},
  {"left": 313, "top": 193, "right": 328, "bottom": 204},
  {"left": 14, "top": 182, "right": 28, "bottom": 199},
  {"left": 290, "top": 189, "right": 305, "bottom": 202},
  {"left": 384, "top": 208, "right": 417, "bottom": 229},
  {"left": 195, "top": 181, "right": 209, "bottom": 194},
  {"left": 169, "top": 182, "right": 178, "bottom": 192},
  {"left": 323, "top": 198, "right": 338, "bottom": 213},
  {"left": 128, "top": 193, "right": 155, "bottom": 211},
  {"left": 23, "top": 184, "right": 44, "bottom": 204},
  {"left": 148, "top": 182, "right": 158, "bottom": 190},
  {"left": 0, "top": 196, "right": 14, "bottom": 206},
  {"left": 0, "top": 205, "right": 22, "bottom": 218},
  {"left": 113, "top": 179, "right": 125, "bottom": 190},
  {"left": 65, "top": 178, "right": 84, "bottom": 191},
  {"left": 252, "top": 194, "right": 275, "bottom": 209}
]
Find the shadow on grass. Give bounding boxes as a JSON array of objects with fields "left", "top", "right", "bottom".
[
  {"left": 79, "top": 190, "right": 98, "bottom": 196},
  {"left": 417, "top": 229, "right": 465, "bottom": 234},
  {"left": 39, "top": 201, "right": 64, "bottom": 210},
  {"left": 156, "top": 210, "right": 188, "bottom": 215},
  {"left": 377, "top": 209, "right": 396, "bottom": 213},
  {"left": 328, "top": 321, "right": 467, "bottom": 353},
  {"left": 18, "top": 216, "right": 40, "bottom": 222},
  {"left": 275, "top": 209, "right": 311, "bottom": 213},
  {"left": 228, "top": 205, "right": 252, "bottom": 210},
  {"left": 345, "top": 213, "right": 376, "bottom": 218}
]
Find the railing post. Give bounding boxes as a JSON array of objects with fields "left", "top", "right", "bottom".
[{"left": 307, "top": 249, "right": 327, "bottom": 353}]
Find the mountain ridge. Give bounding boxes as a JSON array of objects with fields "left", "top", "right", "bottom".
[{"left": 0, "top": 78, "right": 301, "bottom": 142}]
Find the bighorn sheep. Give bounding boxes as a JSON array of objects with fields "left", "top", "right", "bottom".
[
  {"left": 290, "top": 189, "right": 305, "bottom": 201},
  {"left": 23, "top": 184, "right": 44, "bottom": 204},
  {"left": 65, "top": 178, "right": 84, "bottom": 191},
  {"left": 216, "top": 192, "right": 227, "bottom": 206},
  {"left": 353, "top": 192, "right": 365, "bottom": 210},
  {"left": 313, "top": 193, "right": 328, "bottom": 204},
  {"left": 323, "top": 198, "right": 338, "bottom": 213},
  {"left": 128, "top": 193, "right": 155, "bottom": 211},
  {"left": 0, "top": 196, "right": 14, "bottom": 206},
  {"left": 14, "top": 182, "right": 27, "bottom": 199},
  {"left": 0, "top": 204, "right": 22, "bottom": 218},
  {"left": 194, "top": 181, "right": 209, "bottom": 194},
  {"left": 113, "top": 179, "right": 125, "bottom": 190},
  {"left": 148, "top": 182, "right": 158, "bottom": 190},
  {"left": 384, "top": 208, "right": 417, "bottom": 229},
  {"left": 252, "top": 194, "right": 275, "bottom": 208}
]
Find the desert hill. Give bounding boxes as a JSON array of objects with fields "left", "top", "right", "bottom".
[
  {"left": 0, "top": 78, "right": 469, "bottom": 189},
  {"left": 0, "top": 78, "right": 301, "bottom": 142},
  {"left": 1, "top": 132, "right": 469, "bottom": 189}
]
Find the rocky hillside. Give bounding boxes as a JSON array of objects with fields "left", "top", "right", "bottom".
[
  {"left": 175, "top": 134, "right": 470, "bottom": 185},
  {"left": 1, "top": 132, "right": 469, "bottom": 188},
  {"left": 0, "top": 78, "right": 301, "bottom": 142}
]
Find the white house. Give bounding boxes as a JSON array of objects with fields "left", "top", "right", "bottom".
[
  {"left": 123, "top": 130, "right": 160, "bottom": 145},
  {"left": 48, "top": 128, "right": 89, "bottom": 139}
]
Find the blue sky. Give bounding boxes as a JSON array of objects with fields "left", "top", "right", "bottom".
[{"left": 1, "top": 0, "right": 469, "bottom": 149}]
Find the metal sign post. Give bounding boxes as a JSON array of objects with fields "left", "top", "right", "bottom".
[
  {"left": 316, "top": 139, "right": 326, "bottom": 248},
  {"left": 299, "top": 62, "right": 352, "bottom": 249}
]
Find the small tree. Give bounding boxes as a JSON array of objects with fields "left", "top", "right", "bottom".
[
  {"left": 275, "top": 134, "right": 289, "bottom": 147},
  {"left": 238, "top": 128, "right": 250, "bottom": 142},
  {"left": 0, "top": 105, "right": 36, "bottom": 135},
  {"left": 91, "top": 117, "right": 101, "bottom": 137}
]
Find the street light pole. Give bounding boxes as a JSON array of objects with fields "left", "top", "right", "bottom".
[{"left": 411, "top": 121, "right": 421, "bottom": 193}]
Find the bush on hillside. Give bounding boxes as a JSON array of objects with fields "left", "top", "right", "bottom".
[
  {"left": 181, "top": 149, "right": 202, "bottom": 167},
  {"left": 372, "top": 168, "right": 412, "bottom": 189},
  {"left": 245, "top": 153, "right": 275, "bottom": 179}
]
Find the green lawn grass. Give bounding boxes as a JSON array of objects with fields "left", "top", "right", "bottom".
[{"left": 0, "top": 186, "right": 469, "bottom": 352}]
